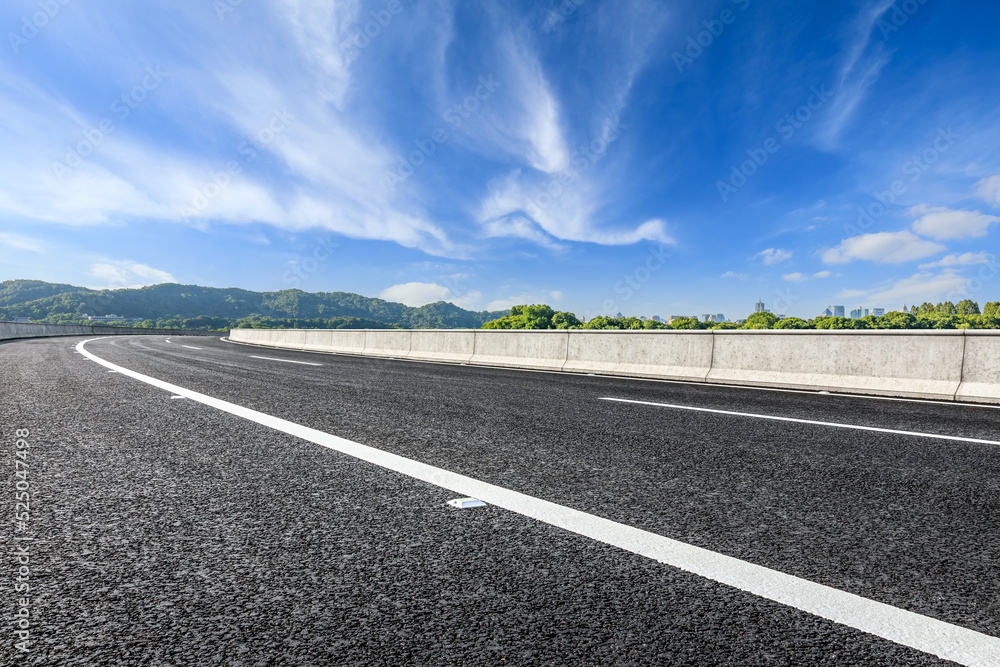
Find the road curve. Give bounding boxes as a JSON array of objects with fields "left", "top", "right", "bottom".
[{"left": 3, "top": 334, "right": 999, "bottom": 665}]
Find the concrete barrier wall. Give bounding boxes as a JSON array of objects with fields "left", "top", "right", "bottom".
[
  {"left": 708, "top": 330, "right": 966, "bottom": 401},
  {"left": 227, "top": 328, "right": 1000, "bottom": 404},
  {"left": 564, "top": 330, "right": 714, "bottom": 380},
  {"left": 408, "top": 330, "right": 475, "bottom": 363},
  {"left": 363, "top": 330, "right": 412, "bottom": 358},
  {"left": 956, "top": 332, "right": 1000, "bottom": 403},
  {"left": 0, "top": 322, "right": 212, "bottom": 342},
  {"left": 470, "top": 330, "right": 569, "bottom": 371}
]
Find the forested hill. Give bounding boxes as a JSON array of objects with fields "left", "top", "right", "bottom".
[{"left": 0, "top": 280, "right": 506, "bottom": 330}]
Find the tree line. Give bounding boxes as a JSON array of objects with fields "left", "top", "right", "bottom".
[{"left": 480, "top": 301, "right": 1000, "bottom": 330}]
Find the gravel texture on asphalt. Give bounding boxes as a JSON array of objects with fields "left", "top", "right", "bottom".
[{"left": 3, "top": 334, "right": 994, "bottom": 665}]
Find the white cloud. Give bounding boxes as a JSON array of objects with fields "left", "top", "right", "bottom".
[
  {"left": 977, "top": 175, "right": 1000, "bottom": 208},
  {"left": 0, "top": 233, "right": 43, "bottom": 252},
  {"left": 909, "top": 206, "right": 1000, "bottom": 240},
  {"left": 449, "top": 290, "right": 483, "bottom": 310},
  {"left": 379, "top": 282, "right": 454, "bottom": 307},
  {"left": 478, "top": 169, "right": 673, "bottom": 246},
  {"left": 822, "top": 231, "right": 945, "bottom": 264},
  {"left": 851, "top": 271, "right": 971, "bottom": 306},
  {"left": 919, "top": 252, "right": 996, "bottom": 269},
  {"left": 754, "top": 248, "right": 793, "bottom": 265},
  {"left": 782, "top": 270, "right": 834, "bottom": 282},
  {"left": 485, "top": 290, "right": 564, "bottom": 312},
  {"left": 89, "top": 261, "right": 176, "bottom": 289},
  {"left": 721, "top": 271, "right": 749, "bottom": 280}
]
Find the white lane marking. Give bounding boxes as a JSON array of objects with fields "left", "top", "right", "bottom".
[
  {"left": 221, "top": 338, "right": 1000, "bottom": 411},
  {"left": 601, "top": 397, "right": 1000, "bottom": 447},
  {"left": 165, "top": 339, "right": 171, "bottom": 344},
  {"left": 250, "top": 355, "right": 323, "bottom": 367},
  {"left": 170, "top": 395, "right": 186, "bottom": 399},
  {"left": 182, "top": 345, "right": 203, "bottom": 350},
  {"left": 75, "top": 338, "right": 1000, "bottom": 667}
]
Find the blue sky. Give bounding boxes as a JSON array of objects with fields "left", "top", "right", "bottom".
[{"left": 2, "top": 0, "right": 999, "bottom": 320}]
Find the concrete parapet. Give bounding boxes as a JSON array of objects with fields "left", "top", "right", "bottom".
[
  {"left": 408, "top": 331, "right": 475, "bottom": 363},
  {"left": 363, "top": 330, "right": 412, "bottom": 358},
  {"left": 470, "top": 330, "right": 569, "bottom": 371},
  {"left": 708, "top": 330, "right": 965, "bottom": 400},
  {"left": 564, "top": 330, "right": 713, "bottom": 380},
  {"left": 227, "top": 327, "right": 1000, "bottom": 405},
  {"left": 956, "top": 331, "right": 1000, "bottom": 404}
]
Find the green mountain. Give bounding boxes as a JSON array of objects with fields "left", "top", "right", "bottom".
[{"left": 0, "top": 280, "right": 506, "bottom": 330}]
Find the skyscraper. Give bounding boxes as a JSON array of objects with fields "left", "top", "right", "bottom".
[{"left": 755, "top": 299, "right": 766, "bottom": 313}]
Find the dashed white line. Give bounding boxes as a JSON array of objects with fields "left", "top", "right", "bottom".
[
  {"left": 75, "top": 338, "right": 1000, "bottom": 667},
  {"left": 182, "top": 345, "right": 203, "bottom": 350},
  {"left": 600, "top": 397, "right": 1000, "bottom": 446},
  {"left": 250, "top": 355, "right": 322, "bottom": 367}
]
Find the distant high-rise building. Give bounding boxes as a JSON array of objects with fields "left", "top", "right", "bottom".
[
  {"left": 831, "top": 305, "right": 845, "bottom": 318},
  {"left": 701, "top": 314, "right": 726, "bottom": 322},
  {"left": 822, "top": 307, "right": 833, "bottom": 317},
  {"left": 850, "top": 307, "right": 863, "bottom": 319},
  {"left": 755, "top": 299, "right": 766, "bottom": 313},
  {"left": 872, "top": 308, "right": 885, "bottom": 317},
  {"left": 651, "top": 315, "right": 662, "bottom": 322}
]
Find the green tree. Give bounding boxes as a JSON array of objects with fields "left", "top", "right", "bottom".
[
  {"left": 582, "top": 316, "right": 625, "bottom": 330},
  {"left": 982, "top": 302, "right": 999, "bottom": 318},
  {"left": 669, "top": 316, "right": 704, "bottom": 330},
  {"left": 875, "top": 311, "right": 917, "bottom": 329},
  {"left": 917, "top": 302, "right": 936, "bottom": 316},
  {"left": 741, "top": 312, "right": 780, "bottom": 329},
  {"left": 773, "top": 317, "right": 810, "bottom": 329},
  {"left": 552, "top": 311, "right": 582, "bottom": 329},
  {"left": 936, "top": 301, "right": 957, "bottom": 315},
  {"left": 955, "top": 299, "right": 980, "bottom": 315}
]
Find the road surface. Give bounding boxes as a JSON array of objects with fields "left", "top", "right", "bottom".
[{"left": 3, "top": 334, "right": 999, "bottom": 665}]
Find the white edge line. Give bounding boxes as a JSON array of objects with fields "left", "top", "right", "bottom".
[
  {"left": 219, "top": 337, "right": 1000, "bottom": 411},
  {"left": 250, "top": 355, "right": 322, "bottom": 367},
  {"left": 600, "top": 397, "right": 1000, "bottom": 447},
  {"left": 75, "top": 338, "right": 1000, "bottom": 667}
]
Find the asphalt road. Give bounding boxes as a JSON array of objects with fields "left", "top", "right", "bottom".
[{"left": 3, "top": 334, "right": 999, "bottom": 665}]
